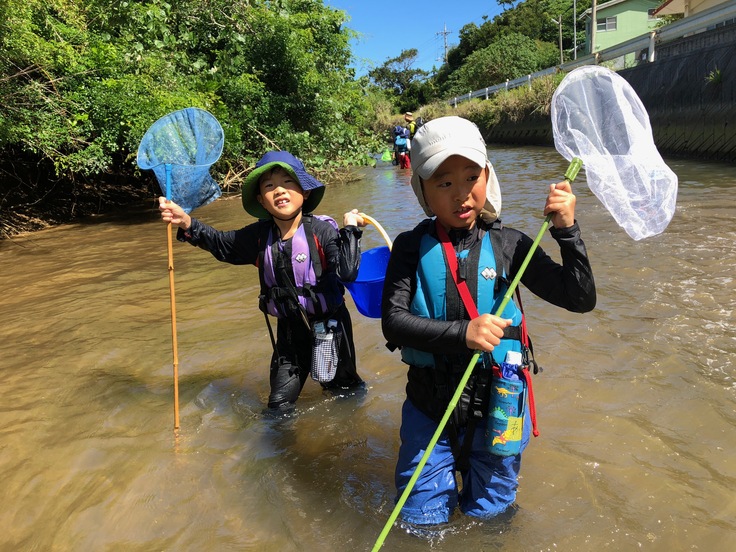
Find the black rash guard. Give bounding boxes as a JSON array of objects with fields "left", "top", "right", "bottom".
[
  {"left": 381, "top": 217, "right": 596, "bottom": 421},
  {"left": 177, "top": 215, "right": 363, "bottom": 284},
  {"left": 382, "top": 218, "right": 596, "bottom": 358},
  {"left": 176, "top": 214, "right": 365, "bottom": 407}
]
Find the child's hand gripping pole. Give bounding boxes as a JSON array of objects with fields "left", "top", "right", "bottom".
[
  {"left": 164, "top": 163, "right": 181, "bottom": 432},
  {"left": 370, "top": 157, "right": 582, "bottom": 552}
]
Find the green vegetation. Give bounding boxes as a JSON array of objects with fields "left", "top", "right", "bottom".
[
  {"left": 369, "top": 0, "right": 587, "bottom": 106},
  {"left": 0, "top": 0, "right": 587, "bottom": 238},
  {"left": 0, "top": 0, "right": 383, "bottom": 238},
  {"left": 407, "top": 73, "right": 563, "bottom": 135},
  {"left": 706, "top": 67, "right": 722, "bottom": 85},
  {"left": 365, "top": 0, "right": 587, "bottom": 151}
]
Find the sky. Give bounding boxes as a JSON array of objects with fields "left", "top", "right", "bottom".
[{"left": 325, "top": 0, "right": 505, "bottom": 76}]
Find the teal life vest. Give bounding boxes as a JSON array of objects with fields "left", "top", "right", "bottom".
[{"left": 400, "top": 226, "right": 523, "bottom": 369}]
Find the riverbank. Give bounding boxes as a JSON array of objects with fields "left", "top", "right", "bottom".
[
  {"left": 4, "top": 18, "right": 734, "bottom": 242},
  {"left": 0, "top": 160, "right": 358, "bottom": 241},
  {"left": 0, "top": 167, "right": 154, "bottom": 241}
]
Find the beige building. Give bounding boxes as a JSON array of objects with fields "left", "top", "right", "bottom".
[{"left": 655, "top": 0, "right": 731, "bottom": 16}]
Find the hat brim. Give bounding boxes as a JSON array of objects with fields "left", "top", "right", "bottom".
[
  {"left": 415, "top": 147, "right": 487, "bottom": 180},
  {"left": 241, "top": 161, "right": 325, "bottom": 219},
  {"left": 411, "top": 160, "right": 502, "bottom": 222}
]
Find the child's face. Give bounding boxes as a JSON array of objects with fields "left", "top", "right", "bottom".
[
  {"left": 421, "top": 155, "right": 487, "bottom": 230},
  {"left": 257, "top": 167, "right": 310, "bottom": 220}
]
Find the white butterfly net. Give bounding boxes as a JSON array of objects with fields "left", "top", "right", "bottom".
[{"left": 551, "top": 66, "right": 678, "bottom": 240}]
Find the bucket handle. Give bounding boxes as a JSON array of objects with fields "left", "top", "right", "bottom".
[{"left": 359, "top": 213, "right": 392, "bottom": 250}]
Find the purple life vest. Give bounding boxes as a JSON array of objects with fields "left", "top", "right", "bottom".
[{"left": 261, "top": 215, "right": 338, "bottom": 319}]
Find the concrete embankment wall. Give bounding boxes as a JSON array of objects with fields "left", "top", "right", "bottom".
[{"left": 485, "top": 24, "right": 736, "bottom": 163}]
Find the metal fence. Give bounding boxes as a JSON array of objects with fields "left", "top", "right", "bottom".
[{"left": 449, "top": 1, "right": 736, "bottom": 107}]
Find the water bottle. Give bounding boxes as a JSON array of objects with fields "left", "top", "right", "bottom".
[
  {"left": 485, "top": 350, "right": 526, "bottom": 456},
  {"left": 311, "top": 320, "right": 338, "bottom": 383},
  {"left": 500, "top": 351, "right": 522, "bottom": 380}
]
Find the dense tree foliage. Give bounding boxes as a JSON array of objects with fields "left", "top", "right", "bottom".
[
  {"left": 443, "top": 32, "right": 558, "bottom": 96},
  {"left": 1, "top": 0, "right": 591, "bottom": 237},
  {"left": 368, "top": 0, "right": 588, "bottom": 112},
  {"left": 368, "top": 49, "right": 427, "bottom": 95},
  {"left": 0, "top": 0, "right": 385, "bottom": 237},
  {"left": 0, "top": 0, "right": 587, "bottom": 180},
  {"left": 367, "top": 49, "right": 436, "bottom": 114}
]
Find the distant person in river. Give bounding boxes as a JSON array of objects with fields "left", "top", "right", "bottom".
[
  {"left": 381, "top": 116, "right": 596, "bottom": 526},
  {"left": 405, "top": 112, "right": 417, "bottom": 139},
  {"left": 159, "top": 150, "right": 368, "bottom": 415},
  {"left": 393, "top": 125, "right": 411, "bottom": 169}
]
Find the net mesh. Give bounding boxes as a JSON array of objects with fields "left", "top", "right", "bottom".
[
  {"left": 551, "top": 66, "right": 678, "bottom": 241},
  {"left": 137, "top": 107, "right": 224, "bottom": 213}
]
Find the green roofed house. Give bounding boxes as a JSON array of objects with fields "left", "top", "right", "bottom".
[{"left": 583, "top": 0, "right": 664, "bottom": 61}]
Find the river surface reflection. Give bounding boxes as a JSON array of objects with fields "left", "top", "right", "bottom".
[{"left": 1, "top": 146, "right": 734, "bottom": 551}]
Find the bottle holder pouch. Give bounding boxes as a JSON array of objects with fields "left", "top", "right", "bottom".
[
  {"left": 310, "top": 320, "right": 341, "bottom": 383},
  {"left": 485, "top": 367, "right": 527, "bottom": 456}
]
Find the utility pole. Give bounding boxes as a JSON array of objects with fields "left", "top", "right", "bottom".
[
  {"left": 573, "top": 0, "right": 577, "bottom": 59},
  {"left": 437, "top": 23, "right": 450, "bottom": 63},
  {"left": 591, "top": 0, "right": 597, "bottom": 55},
  {"left": 550, "top": 16, "right": 563, "bottom": 65}
]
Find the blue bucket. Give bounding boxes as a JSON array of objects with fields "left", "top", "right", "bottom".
[{"left": 343, "top": 246, "right": 390, "bottom": 318}]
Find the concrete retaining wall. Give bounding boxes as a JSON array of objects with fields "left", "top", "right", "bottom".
[
  {"left": 484, "top": 24, "right": 736, "bottom": 163},
  {"left": 621, "top": 24, "right": 736, "bottom": 161}
]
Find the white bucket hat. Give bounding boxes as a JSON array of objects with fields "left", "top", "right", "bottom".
[{"left": 410, "top": 116, "right": 502, "bottom": 222}]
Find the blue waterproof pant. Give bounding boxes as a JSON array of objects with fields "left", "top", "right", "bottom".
[{"left": 394, "top": 398, "right": 530, "bottom": 525}]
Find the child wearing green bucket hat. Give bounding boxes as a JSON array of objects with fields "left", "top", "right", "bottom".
[
  {"left": 159, "top": 150, "right": 367, "bottom": 413},
  {"left": 381, "top": 116, "right": 597, "bottom": 526}
]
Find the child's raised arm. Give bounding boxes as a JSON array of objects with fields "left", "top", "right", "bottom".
[{"left": 158, "top": 196, "right": 191, "bottom": 230}]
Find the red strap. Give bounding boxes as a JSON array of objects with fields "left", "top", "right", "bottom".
[
  {"left": 436, "top": 220, "right": 540, "bottom": 438},
  {"left": 435, "top": 221, "right": 479, "bottom": 319},
  {"left": 514, "top": 282, "right": 539, "bottom": 436},
  {"left": 521, "top": 367, "right": 539, "bottom": 437}
]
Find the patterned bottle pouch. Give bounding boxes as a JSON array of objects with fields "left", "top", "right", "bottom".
[
  {"left": 485, "top": 360, "right": 527, "bottom": 457},
  {"left": 310, "top": 319, "right": 341, "bottom": 383}
]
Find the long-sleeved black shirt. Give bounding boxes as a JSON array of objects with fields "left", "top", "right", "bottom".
[
  {"left": 382, "top": 218, "right": 596, "bottom": 357},
  {"left": 177, "top": 216, "right": 363, "bottom": 326},
  {"left": 177, "top": 216, "right": 363, "bottom": 283},
  {"left": 382, "top": 217, "right": 596, "bottom": 420}
]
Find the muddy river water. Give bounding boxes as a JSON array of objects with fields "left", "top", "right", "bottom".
[{"left": 1, "top": 146, "right": 734, "bottom": 551}]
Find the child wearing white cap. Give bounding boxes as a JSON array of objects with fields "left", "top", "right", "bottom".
[{"left": 381, "top": 116, "right": 596, "bottom": 525}]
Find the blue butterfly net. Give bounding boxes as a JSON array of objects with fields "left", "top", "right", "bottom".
[{"left": 137, "top": 107, "right": 224, "bottom": 213}]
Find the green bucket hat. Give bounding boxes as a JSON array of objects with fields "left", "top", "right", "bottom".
[{"left": 241, "top": 150, "right": 326, "bottom": 219}]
